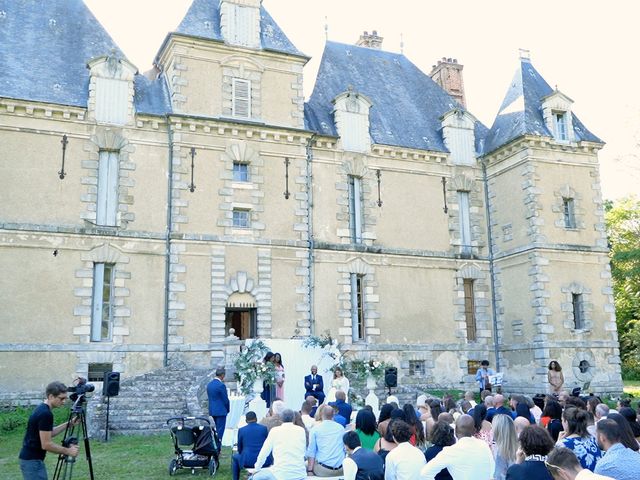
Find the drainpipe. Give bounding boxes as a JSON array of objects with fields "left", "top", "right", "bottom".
[
  {"left": 482, "top": 158, "right": 500, "bottom": 372},
  {"left": 163, "top": 115, "right": 174, "bottom": 367},
  {"left": 305, "top": 134, "right": 317, "bottom": 335}
]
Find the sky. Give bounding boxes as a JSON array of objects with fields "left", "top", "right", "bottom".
[{"left": 83, "top": 0, "right": 639, "bottom": 200}]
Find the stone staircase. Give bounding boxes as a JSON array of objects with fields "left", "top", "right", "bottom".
[{"left": 87, "top": 361, "right": 238, "bottom": 438}]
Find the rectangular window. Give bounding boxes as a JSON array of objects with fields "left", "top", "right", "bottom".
[
  {"left": 91, "top": 263, "right": 115, "bottom": 342},
  {"left": 458, "top": 191, "right": 472, "bottom": 255},
  {"left": 96, "top": 150, "right": 119, "bottom": 226},
  {"left": 409, "top": 360, "right": 425, "bottom": 376},
  {"left": 572, "top": 293, "right": 584, "bottom": 329},
  {"left": 233, "top": 162, "right": 249, "bottom": 182},
  {"left": 467, "top": 360, "right": 481, "bottom": 375},
  {"left": 463, "top": 279, "right": 477, "bottom": 342},
  {"left": 88, "top": 363, "right": 113, "bottom": 382},
  {"left": 350, "top": 273, "right": 365, "bottom": 342},
  {"left": 563, "top": 198, "right": 576, "bottom": 228},
  {"left": 554, "top": 112, "right": 568, "bottom": 141},
  {"left": 232, "top": 78, "right": 251, "bottom": 119},
  {"left": 232, "top": 209, "right": 250, "bottom": 228},
  {"left": 348, "top": 176, "right": 363, "bottom": 243}
]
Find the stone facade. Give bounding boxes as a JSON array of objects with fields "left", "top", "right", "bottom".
[{"left": 0, "top": 1, "right": 623, "bottom": 404}]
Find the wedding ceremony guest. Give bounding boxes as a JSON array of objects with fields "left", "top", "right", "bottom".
[
  {"left": 545, "top": 446, "right": 615, "bottom": 480},
  {"left": 377, "top": 404, "right": 394, "bottom": 437},
  {"left": 475, "top": 360, "right": 494, "bottom": 393},
  {"left": 459, "top": 400, "right": 472, "bottom": 415},
  {"left": 604, "top": 413, "right": 639, "bottom": 451},
  {"left": 556, "top": 408, "right": 602, "bottom": 471},
  {"left": 543, "top": 400, "right": 564, "bottom": 442},
  {"left": 548, "top": 361, "right": 565, "bottom": 394},
  {"left": 618, "top": 407, "right": 640, "bottom": 442},
  {"left": 261, "top": 352, "right": 276, "bottom": 408},
  {"left": 232, "top": 411, "right": 270, "bottom": 480},
  {"left": 342, "top": 431, "right": 384, "bottom": 480},
  {"left": 330, "top": 390, "right": 353, "bottom": 425},
  {"left": 515, "top": 402, "right": 535, "bottom": 424},
  {"left": 207, "top": 366, "right": 230, "bottom": 450},
  {"left": 260, "top": 400, "right": 285, "bottom": 432},
  {"left": 305, "top": 395, "right": 319, "bottom": 418},
  {"left": 300, "top": 401, "right": 316, "bottom": 430},
  {"left": 594, "top": 418, "right": 640, "bottom": 479},
  {"left": 304, "top": 365, "right": 325, "bottom": 404},
  {"left": 464, "top": 391, "right": 477, "bottom": 408},
  {"left": 594, "top": 404, "right": 609, "bottom": 423},
  {"left": 374, "top": 418, "right": 398, "bottom": 463},
  {"left": 384, "top": 420, "right": 426, "bottom": 480},
  {"left": 423, "top": 420, "right": 455, "bottom": 480},
  {"left": 505, "top": 425, "right": 554, "bottom": 480},
  {"left": 525, "top": 395, "right": 543, "bottom": 424},
  {"left": 18, "top": 381, "right": 79, "bottom": 479},
  {"left": 355, "top": 408, "right": 380, "bottom": 450},
  {"left": 558, "top": 391, "right": 571, "bottom": 408},
  {"left": 484, "top": 395, "right": 495, "bottom": 417},
  {"left": 253, "top": 409, "right": 307, "bottom": 480},
  {"left": 274, "top": 352, "right": 285, "bottom": 402},
  {"left": 492, "top": 414, "right": 519, "bottom": 480},
  {"left": 293, "top": 412, "right": 309, "bottom": 446},
  {"left": 403, "top": 402, "right": 426, "bottom": 448},
  {"left": 327, "top": 366, "right": 350, "bottom": 403},
  {"left": 307, "top": 405, "right": 346, "bottom": 477},
  {"left": 513, "top": 417, "right": 530, "bottom": 438},
  {"left": 472, "top": 403, "right": 494, "bottom": 447},
  {"left": 420, "top": 414, "right": 494, "bottom": 480},
  {"left": 331, "top": 404, "right": 349, "bottom": 428},
  {"left": 486, "top": 394, "right": 514, "bottom": 422}
]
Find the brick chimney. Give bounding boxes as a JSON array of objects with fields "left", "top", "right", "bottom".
[
  {"left": 429, "top": 57, "right": 466, "bottom": 108},
  {"left": 356, "top": 30, "right": 383, "bottom": 49}
]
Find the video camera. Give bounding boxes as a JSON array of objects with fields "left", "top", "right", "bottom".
[{"left": 67, "top": 377, "right": 95, "bottom": 402}]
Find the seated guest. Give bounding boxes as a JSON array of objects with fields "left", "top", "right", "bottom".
[
  {"left": 307, "top": 405, "right": 346, "bottom": 477},
  {"left": 486, "top": 394, "right": 514, "bottom": 422},
  {"left": 384, "top": 420, "right": 426, "bottom": 480},
  {"left": 329, "top": 390, "right": 353, "bottom": 425},
  {"left": 374, "top": 418, "right": 398, "bottom": 463},
  {"left": 505, "top": 425, "right": 554, "bottom": 480},
  {"left": 342, "top": 431, "right": 384, "bottom": 480},
  {"left": 420, "top": 414, "right": 494, "bottom": 480},
  {"left": 252, "top": 409, "right": 307, "bottom": 480},
  {"left": 543, "top": 400, "right": 564, "bottom": 442},
  {"left": 377, "top": 404, "right": 395, "bottom": 437},
  {"left": 594, "top": 404, "right": 609, "bottom": 424},
  {"left": 300, "top": 400, "right": 316, "bottom": 430},
  {"left": 305, "top": 395, "right": 319, "bottom": 418},
  {"left": 472, "top": 403, "right": 493, "bottom": 447},
  {"left": 232, "top": 411, "right": 271, "bottom": 480},
  {"left": 594, "top": 418, "right": 640, "bottom": 480},
  {"left": 513, "top": 417, "right": 530, "bottom": 438},
  {"left": 355, "top": 408, "right": 380, "bottom": 451},
  {"left": 260, "top": 400, "right": 286, "bottom": 432},
  {"left": 545, "top": 446, "right": 615, "bottom": 480},
  {"left": 423, "top": 420, "right": 455, "bottom": 480},
  {"left": 464, "top": 391, "right": 477, "bottom": 408},
  {"left": 403, "top": 403, "right": 426, "bottom": 448},
  {"left": 604, "top": 413, "right": 639, "bottom": 452},
  {"left": 492, "top": 414, "right": 518, "bottom": 480},
  {"left": 618, "top": 407, "right": 640, "bottom": 442},
  {"left": 524, "top": 395, "right": 542, "bottom": 424},
  {"left": 557, "top": 407, "right": 602, "bottom": 471},
  {"left": 304, "top": 365, "right": 325, "bottom": 404}
]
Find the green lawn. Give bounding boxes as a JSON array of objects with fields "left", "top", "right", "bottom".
[
  {"left": 0, "top": 408, "right": 233, "bottom": 480},
  {"left": 623, "top": 380, "right": 640, "bottom": 397}
]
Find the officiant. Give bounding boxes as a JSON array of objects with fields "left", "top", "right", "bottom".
[{"left": 304, "top": 365, "right": 325, "bottom": 404}]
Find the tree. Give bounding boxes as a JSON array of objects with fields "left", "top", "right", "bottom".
[{"left": 605, "top": 196, "right": 640, "bottom": 378}]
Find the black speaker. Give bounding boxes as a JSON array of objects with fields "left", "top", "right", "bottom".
[
  {"left": 103, "top": 371, "right": 120, "bottom": 397},
  {"left": 384, "top": 367, "right": 397, "bottom": 388}
]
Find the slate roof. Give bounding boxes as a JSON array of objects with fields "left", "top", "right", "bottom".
[
  {"left": 304, "top": 41, "right": 487, "bottom": 153},
  {"left": 482, "top": 59, "right": 602, "bottom": 155},
  {"left": 0, "top": 0, "right": 171, "bottom": 115},
  {"left": 172, "top": 0, "right": 305, "bottom": 58}
]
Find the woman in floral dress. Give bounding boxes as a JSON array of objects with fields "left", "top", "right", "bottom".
[{"left": 556, "top": 407, "right": 603, "bottom": 471}]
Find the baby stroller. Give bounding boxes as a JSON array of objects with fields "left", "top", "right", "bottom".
[{"left": 167, "top": 416, "right": 220, "bottom": 476}]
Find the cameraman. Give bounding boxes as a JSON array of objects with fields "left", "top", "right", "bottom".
[{"left": 19, "top": 381, "right": 79, "bottom": 479}]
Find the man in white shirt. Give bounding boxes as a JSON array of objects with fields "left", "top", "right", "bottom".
[
  {"left": 384, "top": 420, "right": 426, "bottom": 480},
  {"left": 252, "top": 409, "right": 307, "bottom": 480},
  {"left": 420, "top": 414, "right": 494, "bottom": 480}
]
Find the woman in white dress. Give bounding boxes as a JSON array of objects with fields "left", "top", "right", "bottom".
[{"left": 326, "top": 367, "right": 350, "bottom": 403}]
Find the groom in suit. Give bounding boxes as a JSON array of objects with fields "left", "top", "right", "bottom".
[
  {"left": 304, "top": 365, "right": 325, "bottom": 404},
  {"left": 207, "top": 366, "right": 230, "bottom": 451}
]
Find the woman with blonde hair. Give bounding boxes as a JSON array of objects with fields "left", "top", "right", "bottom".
[{"left": 492, "top": 414, "right": 518, "bottom": 480}]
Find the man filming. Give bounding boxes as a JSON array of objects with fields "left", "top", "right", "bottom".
[{"left": 19, "top": 381, "right": 79, "bottom": 479}]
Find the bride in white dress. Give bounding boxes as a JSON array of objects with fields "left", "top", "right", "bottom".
[{"left": 326, "top": 367, "right": 350, "bottom": 403}]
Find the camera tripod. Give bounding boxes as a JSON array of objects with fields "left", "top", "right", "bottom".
[{"left": 52, "top": 395, "right": 95, "bottom": 480}]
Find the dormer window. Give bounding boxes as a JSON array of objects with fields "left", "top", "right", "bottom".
[
  {"left": 332, "top": 90, "right": 373, "bottom": 153},
  {"left": 220, "top": 0, "right": 261, "bottom": 49},
  {"left": 232, "top": 78, "right": 251, "bottom": 119},
  {"left": 554, "top": 111, "right": 568, "bottom": 142}
]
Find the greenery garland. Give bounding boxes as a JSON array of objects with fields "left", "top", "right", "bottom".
[{"left": 233, "top": 340, "right": 276, "bottom": 395}]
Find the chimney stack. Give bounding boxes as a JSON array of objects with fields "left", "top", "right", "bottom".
[
  {"left": 356, "top": 30, "right": 383, "bottom": 49},
  {"left": 429, "top": 57, "right": 466, "bottom": 108}
]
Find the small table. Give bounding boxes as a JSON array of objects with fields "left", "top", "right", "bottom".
[{"left": 222, "top": 394, "right": 246, "bottom": 447}]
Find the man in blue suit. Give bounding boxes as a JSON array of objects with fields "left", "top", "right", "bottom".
[
  {"left": 207, "top": 367, "right": 230, "bottom": 452},
  {"left": 304, "top": 365, "right": 325, "bottom": 404},
  {"left": 231, "top": 411, "right": 271, "bottom": 480},
  {"left": 329, "top": 390, "right": 353, "bottom": 426}
]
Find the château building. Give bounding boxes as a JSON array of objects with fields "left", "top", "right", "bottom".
[{"left": 0, "top": 0, "right": 623, "bottom": 403}]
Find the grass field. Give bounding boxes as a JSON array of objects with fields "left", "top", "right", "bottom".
[{"left": 624, "top": 380, "right": 640, "bottom": 397}]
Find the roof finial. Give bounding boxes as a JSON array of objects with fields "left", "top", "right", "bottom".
[
  {"left": 519, "top": 48, "right": 531, "bottom": 62},
  {"left": 324, "top": 16, "right": 328, "bottom": 41},
  {"left": 400, "top": 33, "right": 404, "bottom": 54}
]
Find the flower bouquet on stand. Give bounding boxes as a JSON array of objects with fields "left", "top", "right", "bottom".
[{"left": 233, "top": 340, "right": 276, "bottom": 395}]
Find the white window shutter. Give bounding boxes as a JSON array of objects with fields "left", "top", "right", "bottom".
[
  {"left": 91, "top": 263, "right": 105, "bottom": 341},
  {"left": 458, "top": 191, "right": 472, "bottom": 253},
  {"left": 97, "top": 151, "right": 119, "bottom": 226},
  {"left": 232, "top": 79, "right": 251, "bottom": 119},
  {"left": 95, "top": 77, "right": 129, "bottom": 125}
]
